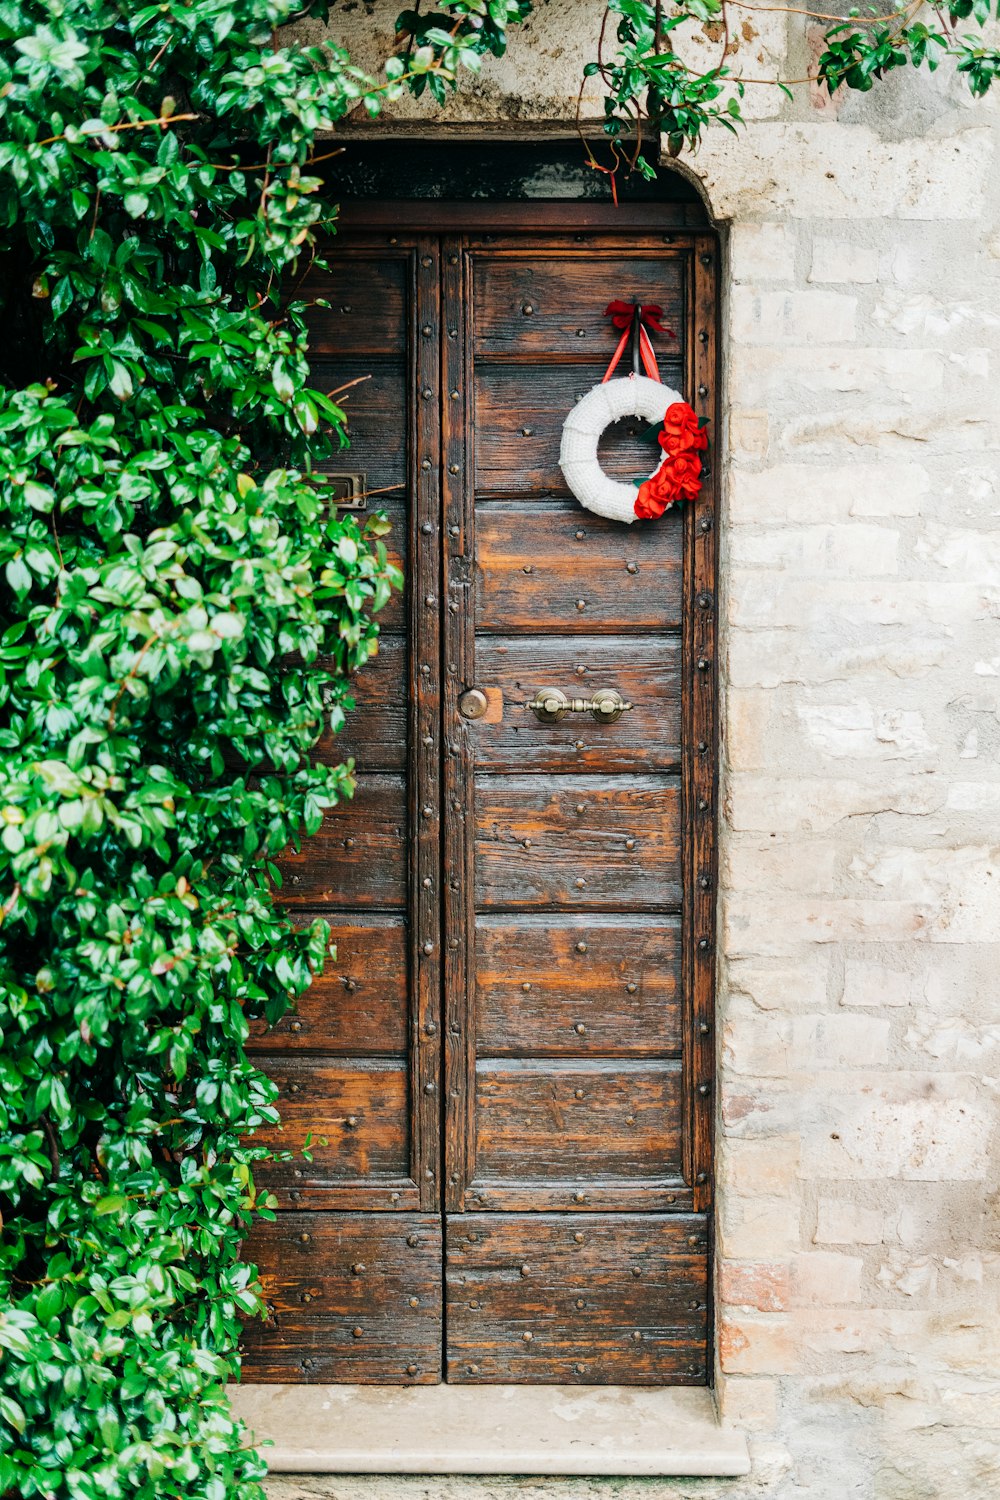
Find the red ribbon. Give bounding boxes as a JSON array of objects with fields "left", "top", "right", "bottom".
[
  {"left": 604, "top": 300, "right": 671, "bottom": 335},
  {"left": 601, "top": 301, "right": 675, "bottom": 384}
]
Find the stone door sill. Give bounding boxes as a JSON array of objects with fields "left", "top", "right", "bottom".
[{"left": 230, "top": 1383, "right": 751, "bottom": 1476}]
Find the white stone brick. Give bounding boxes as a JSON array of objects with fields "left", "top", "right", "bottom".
[
  {"left": 726, "top": 955, "right": 831, "bottom": 1012},
  {"left": 723, "top": 1015, "right": 792, "bottom": 1077},
  {"left": 723, "top": 839, "right": 841, "bottom": 896},
  {"left": 814, "top": 1198, "right": 885, "bottom": 1245},
  {"left": 916, "top": 520, "right": 1000, "bottom": 585},
  {"left": 809, "top": 239, "right": 879, "bottom": 283},
  {"left": 726, "top": 624, "right": 950, "bottom": 689},
  {"left": 780, "top": 406, "right": 994, "bottom": 455},
  {"left": 904, "top": 1015, "right": 1000, "bottom": 1065},
  {"left": 873, "top": 287, "right": 1000, "bottom": 339},
  {"left": 729, "top": 347, "right": 944, "bottom": 402},
  {"left": 850, "top": 846, "right": 1000, "bottom": 944},
  {"left": 730, "top": 223, "right": 797, "bottom": 282},
  {"left": 729, "top": 408, "right": 771, "bottom": 461},
  {"left": 694, "top": 124, "right": 993, "bottom": 221},
  {"left": 728, "top": 523, "right": 899, "bottom": 576},
  {"left": 796, "top": 703, "right": 933, "bottom": 762},
  {"left": 727, "top": 576, "right": 998, "bottom": 634},
  {"left": 792, "top": 1251, "right": 865, "bottom": 1304},
  {"left": 729, "top": 462, "right": 930, "bottom": 523},
  {"left": 791, "top": 1013, "right": 892, "bottom": 1069},
  {"left": 724, "top": 688, "right": 775, "bottom": 771},
  {"left": 727, "top": 777, "right": 945, "bottom": 834},
  {"left": 719, "top": 1137, "right": 801, "bottom": 1198},
  {"left": 842, "top": 959, "right": 918, "bottom": 1008},
  {"left": 731, "top": 288, "right": 857, "bottom": 345},
  {"left": 716, "top": 1375, "right": 780, "bottom": 1428},
  {"left": 799, "top": 1076, "right": 993, "bottom": 1181},
  {"left": 945, "top": 783, "right": 1000, "bottom": 812},
  {"left": 720, "top": 1195, "right": 801, "bottom": 1259},
  {"left": 724, "top": 897, "right": 937, "bottom": 955}
]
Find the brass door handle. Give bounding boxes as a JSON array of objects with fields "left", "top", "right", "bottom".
[{"left": 527, "top": 687, "right": 633, "bottom": 723}]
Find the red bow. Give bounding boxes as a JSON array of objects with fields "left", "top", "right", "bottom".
[
  {"left": 604, "top": 300, "right": 674, "bottom": 338},
  {"left": 602, "top": 300, "right": 673, "bottom": 384}
]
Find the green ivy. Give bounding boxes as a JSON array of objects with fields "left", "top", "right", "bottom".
[
  {"left": 585, "top": 0, "right": 999, "bottom": 171},
  {"left": 0, "top": 2, "right": 527, "bottom": 1495}
]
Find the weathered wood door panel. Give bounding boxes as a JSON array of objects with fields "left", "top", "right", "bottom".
[
  {"left": 242, "top": 238, "right": 444, "bottom": 1382},
  {"left": 446, "top": 1215, "right": 708, "bottom": 1384},
  {"left": 248, "top": 1213, "right": 442, "bottom": 1383},
  {"left": 242, "top": 220, "right": 718, "bottom": 1389},
  {"left": 475, "top": 504, "right": 684, "bottom": 631}
]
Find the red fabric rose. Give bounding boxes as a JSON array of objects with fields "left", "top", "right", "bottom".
[
  {"left": 634, "top": 448, "right": 704, "bottom": 519},
  {"left": 634, "top": 478, "right": 670, "bottom": 519},
  {"left": 658, "top": 402, "right": 708, "bottom": 455},
  {"left": 660, "top": 449, "right": 704, "bottom": 500},
  {"left": 633, "top": 400, "right": 707, "bottom": 520}
]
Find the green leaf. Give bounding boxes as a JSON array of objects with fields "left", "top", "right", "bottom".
[{"left": 95, "top": 1195, "right": 127, "bottom": 1215}]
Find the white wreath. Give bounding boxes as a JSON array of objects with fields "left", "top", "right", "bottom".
[{"left": 559, "top": 374, "right": 685, "bottom": 525}]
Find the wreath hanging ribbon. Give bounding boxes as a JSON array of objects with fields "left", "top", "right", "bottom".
[
  {"left": 602, "top": 300, "right": 669, "bottom": 383},
  {"left": 558, "top": 301, "right": 708, "bottom": 525}
]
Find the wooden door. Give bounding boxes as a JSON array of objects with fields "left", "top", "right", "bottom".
[{"left": 241, "top": 210, "right": 718, "bottom": 1388}]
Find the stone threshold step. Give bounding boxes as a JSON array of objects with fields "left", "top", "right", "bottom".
[{"left": 231, "top": 1383, "right": 751, "bottom": 1477}]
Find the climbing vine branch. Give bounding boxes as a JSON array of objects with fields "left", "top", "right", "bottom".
[{"left": 579, "top": 0, "right": 1000, "bottom": 172}]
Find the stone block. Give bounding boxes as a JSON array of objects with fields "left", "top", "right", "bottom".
[
  {"left": 730, "top": 223, "right": 796, "bottom": 283},
  {"left": 791, "top": 1013, "right": 892, "bottom": 1069},
  {"left": 723, "top": 689, "right": 775, "bottom": 771},
  {"left": 793, "top": 1310, "right": 885, "bottom": 1357},
  {"left": 725, "top": 954, "right": 831, "bottom": 1012},
  {"left": 720, "top": 1314, "right": 797, "bottom": 1375},
  {"left": 729, "top": 462, "right": 929, "bottom": 523},
  {"left": 692, "top": 124, "right": 993, "bottom": 222},
  {"left": 723, "top": 1015, "right": 792, "bottom": 1077},
  {"left": 723, "top": 840, "right": 841, "bottom": 897},
  {"left": 814, "top": 1198, "right": 885, "bottom": 1245},
  {"left": 716, "top": 1375, "right": 780, "bottom": 1429},
  {"left": 730, "top": 288, "right": 857, "bottom": 344},
  {"left": 795, "top": 703, "right": 933, "bottom": 762},
  {"left": 779, "top": 405, "right": 993, "bottom": 455},
  {"left": 726, "top": 776, "right": 945, "bottom": 834},
  {"left": 720, "top": 1261, "right": 791, "bottom": 1313},
  {"left": 809, "top": 238, "right": 879, "bottom": 283},
  {"left": 719, "top": 1194, "right": 801, "bottom": 1260},
  {"left": 841, "top": 958, "right": 917, "bottom": 1008},
  {"left": 791, "top": 1252, "right": 864, "bottom": 1305},
  {"left": 916, "top": 519, "right": 1000, "bottom": 585},
  {"left": 729, "top": 408, "right": 771, "bottom": 461},
  {"left": 730, "top": 347, "right": 945, "bottom": 403},
  {"left": 799, "top": 1075, "right": 993, "bottom": 1181},
  {"left": 727, "top": 523, "right": 899, "bottom": 576},
  {"left": 718, "top": 1137, "right": 801, "bottom": 1198}
]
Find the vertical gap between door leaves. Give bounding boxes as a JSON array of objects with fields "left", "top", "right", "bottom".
[{"left": 437, "top": 230, "right": 452, "bottom": 1383}]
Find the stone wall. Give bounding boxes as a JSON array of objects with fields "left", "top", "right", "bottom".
[{"left": 270, "top": 7, "right": 1000, "bottom": 1497}]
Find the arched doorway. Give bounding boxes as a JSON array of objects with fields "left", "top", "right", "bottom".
[{"left": 242, "top": 141, "right": 719, "bottom": 1388}]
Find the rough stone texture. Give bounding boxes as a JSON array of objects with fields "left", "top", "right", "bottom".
[{"left": 267, "top": 7, "right": 1000, "bottom": 1497}]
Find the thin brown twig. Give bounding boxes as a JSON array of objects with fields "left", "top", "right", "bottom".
[
  {"left": 108, "top": 632, "right": 162, "bottom": 731},
  {"left": 323, "top": 374, "right": 371, "bottom": 401},
  {"left": 729, "top": 0, "right": 916, "bottom": 18},
  {"left": 0, "top": 883, "right": 20, "bottom": 926},
  {"left": 143, "top": 39, "right": 172, "bottom": 76},
  {"left": 209, "top": 145, "right": 346, "bottom": 173},
  {"left": 36, "top": 111, "right": 197, "bottom": 148},
  {"left": 42, "top": 1114, "right": 60, "bottom": 1176}
]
